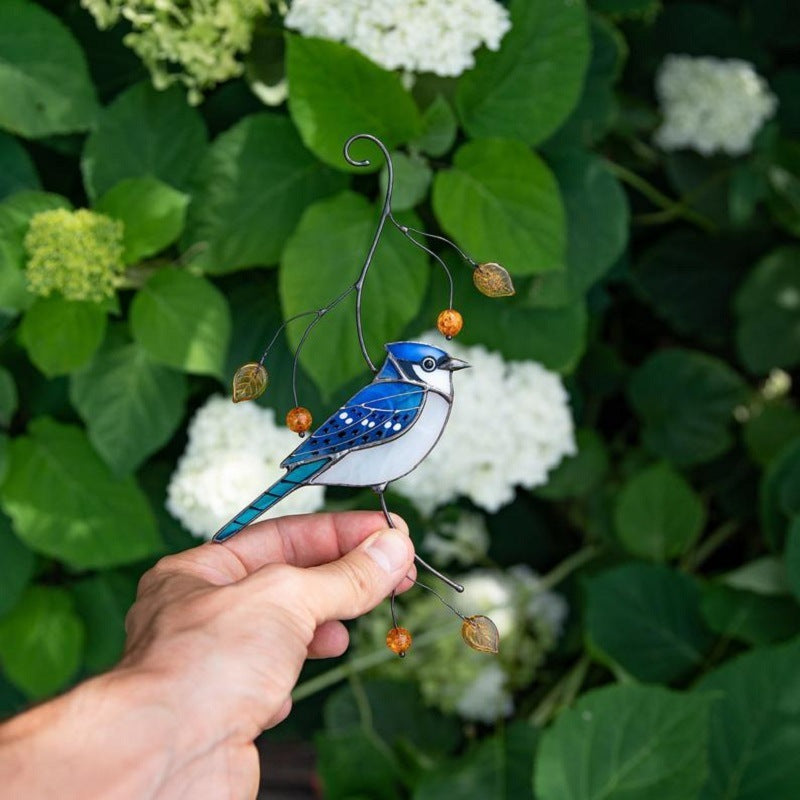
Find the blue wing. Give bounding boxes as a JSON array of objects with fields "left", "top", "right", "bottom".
[{"left": 282, "top": 380, "right": 425, "bottom": 468}]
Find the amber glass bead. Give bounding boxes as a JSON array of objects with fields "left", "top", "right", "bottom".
[
  {"left": 386, "top": 626, "right": 413, "bottom": 657},
  {"left": 437, "top": 308, "right": 463, "bottom": 339},
  {"left": 473, "top": 262, "right": 515, "bottom": 298},
  {"left": 286, "top": 406, "right": 312, "bottom": 435},
  {"left": 232, "top": 362, "right": 268, "bottom": 403},
  {"left": 461, "top": 615, "right": 500, "bottom": 654}
]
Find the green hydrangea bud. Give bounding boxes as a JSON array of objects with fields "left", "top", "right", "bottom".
[{"left": 24, "top": 209, "right": 125, "bottom": 303}]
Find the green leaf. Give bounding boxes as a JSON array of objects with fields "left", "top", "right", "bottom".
[
  {"left": 412, "top": 95, "right": 457, "bottom": 158},
  {"left": 697, "top": 637, "right": 800, "bottom": 799},
  {"left": 71, "top": 571, "right": 137, "bottom": 672},
  {"left": 536, "top": 429, "right": 609, "bottom": 500},
  {"left": 0, "top": 0, "right": 98, "bottom": 137},
  {"left": 767, "top": 141, "right": 800, "bottom": 238},
  {"left": 70, "top": 334, "right": 187, "bottom": 476},
  {"left": 614, "top": 462, "right": 706, "bottom": 561},
  {"left": 415, "top": 722, "right": 538, "bottom": 800},
  {"left": 379, "top": 152, "right": 432, "bottom": 212},
  {"left": 182, "top": 113, "right": 346, "bottom": 273},
  {"left": 0, "top": 513, "right": 35, "bottom": 617},
  {"left": 0, "top": 132, "right": 39, "bottom": 200},
  {"left": 591, "top": 0, "right": 661, "bottom": 18},
  {"left": 700, "top": 583, "right": 800, "bottom": 646},
  {"left": 19, "top": 296, "right": 107, "bottom": 377},
  {"left": 735, "top": 247, "right": 800, "bottom": 374},
  {"left": 743, "top": 403, "right": 800, "bottom": 466},
  {"left": 95, "top": 177, "right": 189, "bottom": 264},
  {"left": 786, "top": 518, "right": 800, "bottom": 603},
  {"left": 0, "top": 418, "right": 161, "bottom": 568},
  {"left": 0, "top": 366, "right": 17, "bottom": 427},
  {"left": 532, "top": 150, "right": 628, "bottom": 305},
  {"left": 81, "top": 82, "right": 207, "bottom": 201},
  {"left": 316, "top": 728, "right": 402, "bottom": 800},
  {"left": 456, "top": 0, "right": 590, "bottom": 146},
  {"left": 286, "top": 35, "right": 422, "bottom": 171},
  {"left": 280, "top": 191, "right": 429, "bottom": 395},
  {"left": 325, "top": 679, "right": 461, "bottom": 759},
  {"left": 433, "top": 139, "right": 566, "bottom": 276},
  {"left": 0, "top": 190, "right": 71, "bottom": 312},
  {"left": 628, "top": 349, "right": 748, "bottom": 466},
  {"left": 585, "top": 563, "right": 714, "bottom": 683},
  {"left": 548, "top": 16, "right": 627, "bottom": 149},
  {"left": 633, "top": 231, "right": 746, "bottom": 345},
  {"left": 534, "top": 684, "right": 712, "bottom": 800},
  {"left": 721, "top": 556, "right": 790, "bottom": 596},
  {"left": 0, "top": 586, "right": 84, "bottom": 698},
  {"left": 129, "top": 268, "right": 231, "bottom": 378},
  {"left": 761, "top": 438, "right": 800, "bottom": 550}
]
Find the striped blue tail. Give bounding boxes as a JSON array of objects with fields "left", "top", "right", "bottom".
[{"left": 212, "top": 459, "right": 327, "bottom": 542}]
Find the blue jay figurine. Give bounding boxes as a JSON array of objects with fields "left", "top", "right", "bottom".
[{"left": 213, "top": 341, "right": 469, "bottom": 545}]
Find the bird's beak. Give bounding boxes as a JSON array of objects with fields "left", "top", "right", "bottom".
[{"left": 443, "top": 357, "right": 470, "bottom": 371}]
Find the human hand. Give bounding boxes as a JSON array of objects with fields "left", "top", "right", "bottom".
[{"left": 0, "top": 511, "right": 415, "bottom": 799}]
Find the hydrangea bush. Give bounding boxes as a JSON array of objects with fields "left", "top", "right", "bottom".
[{"left": 1, "top": 0, "right": 800, "bottom": 797}]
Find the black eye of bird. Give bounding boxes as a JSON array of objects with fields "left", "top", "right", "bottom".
[{"left": 421, "top": 357, "right": 437, "bottom": 372}]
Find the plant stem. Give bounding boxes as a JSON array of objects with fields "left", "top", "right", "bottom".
[
  {"left": 530, "top": 655, "right": 590, "bottom": 727},
  {"left": 538, "top": 544, "right": 600, "bottom": 593},
  {"left": 604, "top": 160, "right": 717, "bottom": 233},
  {"left": 682, "top": 521, "right": 739, "bottom": 572}
]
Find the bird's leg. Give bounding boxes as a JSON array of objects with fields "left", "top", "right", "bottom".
[{"left": 376, "top": 488, "right": 464, "bottom": 593}]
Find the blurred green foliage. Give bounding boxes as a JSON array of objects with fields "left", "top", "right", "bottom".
[{"left": 1, "top": 1, "right": 800, "bottom": 798}]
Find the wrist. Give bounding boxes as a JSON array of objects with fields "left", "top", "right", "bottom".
[{"left": 0, "top": 669, "right": 183, "bottom": 799}]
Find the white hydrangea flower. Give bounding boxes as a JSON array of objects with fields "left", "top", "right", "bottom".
[
  {"left": 454, "top": 661, "right": 513, "bottom": 723},
  {"left": 394, "top": 334, "right": 576, "bottom": 514},
  {"left": 423, "top": 510, "right": 490, "bottom": 567},
  {"left": 167, "top": 395, "right": 325, "bottom": 538},
  {"left": 284, "top": 0, "right": 511, "bottom": 78},
  {"left": 654, "top": 54, "right": 777, "bottom": 156}
]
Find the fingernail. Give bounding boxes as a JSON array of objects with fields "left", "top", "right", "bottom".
[{"left": 365, "top": 530, "right": 409, "bottom": 573}]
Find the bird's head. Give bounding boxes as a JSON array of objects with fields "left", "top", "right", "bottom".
[{"left": 380, "top": 341, "right": 470, "bottom": 396}]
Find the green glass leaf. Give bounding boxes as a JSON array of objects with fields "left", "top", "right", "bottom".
[
  {"left": 70, "top": 334, "right": 188, "bottom": 476},
  {"left": 130, "top": 268, "right": 231, "bottom": 378},
  {"left": 531, "top": 150, "right": 628, "bottom": 305},
  {"left": 0, "top": 0, "right": 98, "bottom": 138},
  {"left": 456, "top": 0, "right": 590, "bottom": 146},
  {"left": 697, "top": 637, "right": 800, "bottom": 799},
  {"left": 614, "top": 462, "right": 706, "bottom": 561},
  {"left": 735, "top": 246, "right": 800, "bottom": 374},
  {"left": 95, "top": 177, "right": 189, "bottom": 264},
  {"left": 71, "top": 571, "right": 137, "bottom": 673},
  {"left": 286, "top": 35, "right": 422, "bottom": 171},
  {"left": 761, "top": 439, "right": 800, "bottom": 550},
  {"left": 0, "top": 586, "right": 84, "bottom": 699},
  {"left": 416, "top": 722, "right": 537, "bottom": 800},
  {"left": 586, "top": 563, "right": 714, "bottom": 683},
  {"left": 280, "top": 191, "right": 429, "bottom": 396},
  {"left": 700, "top": 583, "right": 800, "bottom": 646},
  {"left": 628, "top": 348, "right": 748, "bottom": 466},
  {"left": 534, "top": 685, "right": 712, "bottom": 800},
  {"left": 0, "top": 417, "right": 162, "bottom": 569},
  {"left": 412, "top": 95, "right": 458, "bottom": 158},
  {"left": 0, "top": 366, "right": 17, "bottom": 428},
  {"left": 182, "top": 113, "right": 346, "bottom": 273},
  {"left": 19, "top": 296, "right": 107, "bottom": 377},
  {"left": 433, "top": 139, "right": 566, "bottom": 276},
  {"left": 536, "top": 429, "right": 609, "bottom": 500},
  {"left": 0, "top": 132, "right": 39, "bottom": 200},
  {"left": 81, "top": 82, "right": 207, "bottom": 201},
  {"left": 0, "top": 512, "right": 35, "bottom": 617},
  {"left": 0, "top": 190, "right": 71, "bottom": 312}
]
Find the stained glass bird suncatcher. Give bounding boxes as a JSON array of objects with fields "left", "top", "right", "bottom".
[{"left": 217, "top": 134, "right": 514, "bottom": 656}]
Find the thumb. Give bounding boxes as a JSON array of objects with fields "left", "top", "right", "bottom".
[{"left": 300, "top": 529, "right": 414, "bottom": 623}]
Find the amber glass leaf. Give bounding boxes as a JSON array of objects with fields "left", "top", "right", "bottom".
[
  {"left": 461, "top": 615, "right": 500, "bottom": 653},
  {"left": 232, "top": 362, "right": 268, "bottom": 403},
  {"left": 473, "top": 262, "right": 516, "bottom": 298}
]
